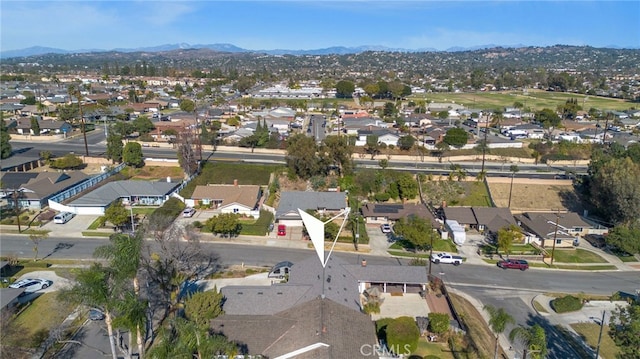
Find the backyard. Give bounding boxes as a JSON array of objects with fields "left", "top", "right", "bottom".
[
  {"left": 486, "top": 177, "right": 580, "bottom": 212},
  {"left": 180, "top": 162, "right": 281, "bottom": 198}
]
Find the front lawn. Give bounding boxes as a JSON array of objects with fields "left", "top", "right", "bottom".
[
  {"left": 11, "top": 292, "right": 76, "bottom": 348},
  {"left": 551, "top": 248, "right": 608, "bottom": 263},
  {"left": 413, "top": 339, "right": 455, "bottom": 359},
  {"left": 570, "top": 323, "right": 620, "bottom": 359},
  {"left": 239, "top": 211, "right": 274, "bottom": 236}
]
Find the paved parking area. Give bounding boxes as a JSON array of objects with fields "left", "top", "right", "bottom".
[{"left": 370, "top": 293, "right": 431, "bottom": 320}]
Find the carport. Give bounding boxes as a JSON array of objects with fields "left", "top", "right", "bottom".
[{"left": 345, "top": 264, "right": 429, "bottom": 294}]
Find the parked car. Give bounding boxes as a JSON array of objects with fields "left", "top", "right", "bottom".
[
  {"left": 53, "top": 211, "right": 74, "bottom": 224},
  {"left": 430, "top": 252, "right": 463, "bottom": 266},
  {"left": 497, "top": 259, "right": 529, "bottom": 271},
  {"left": 182, "top": 207, "right": 196, "bottom": 218},
  {"left": 380, "top": 224, "right": 392, "bottom": 233},
  {"left": 9, "top": 278, "right": 53, "bottom": 293},
  {"left": 89, "top": 309, "right": 105, "bottom": 321}
]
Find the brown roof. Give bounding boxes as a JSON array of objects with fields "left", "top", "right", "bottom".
[
  {"left": 361, "top": 203, "right": 436, "bottom": 223},
  {"left": 21, "top": 171, "right": 90, "bottom": 200},
  {"left": 443, "top": 206, "right": 476, "bottom": 225},
  {"left": 211, "top": 298, "right": 378, "bottom": 358},
  {"left": 191, "top": 184, "right": 261, "bottom": 208}
]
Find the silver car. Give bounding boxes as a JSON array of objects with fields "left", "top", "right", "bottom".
[{"left": 9, "top": 278, "right": 53, "bottom": 293}]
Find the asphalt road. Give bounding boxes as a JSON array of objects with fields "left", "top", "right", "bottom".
[
  {"left": 10, "top": 137, "right": 585, "bottom": 178},
  {"left": 2, "top": 235, "right": 638, "bottom": 296}
]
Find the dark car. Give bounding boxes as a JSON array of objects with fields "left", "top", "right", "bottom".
[
  {"left": 497, "top": 259, "right": 529, "bottom": 271},
  {"left": 89, "top": 309, "right": 105, "bottom": 320}
]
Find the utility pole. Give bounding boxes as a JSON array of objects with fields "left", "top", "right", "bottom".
[
  {"left": 77, "top": 88, "right": 89, "bottom": 156},
  {"left": 12, "top": 189, "right": 22, "bottom": 233},
  {"left": 595, "top": 310, "right": 606, "bottom": 359},
  {"left": 480, "top": 111, "right": 489, "bottom": 175},
  {"left": 428, "top": 230, "right": 435, "bottom": 276}
]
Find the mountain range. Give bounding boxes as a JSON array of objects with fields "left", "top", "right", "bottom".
[{"left": 1, "top": 42, "right": 543, "bottom": 59}]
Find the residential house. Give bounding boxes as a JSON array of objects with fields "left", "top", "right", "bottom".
[
  {"left": 442, "top": 206, "right": 516, "bottom": 236},
  {"left": 189, "top": 182, "right": 262, "bottom": 219},
  {"left": 213, "top": 255, "right": 380, "bottom": 358},
  {"left": 66, "top": 180, "right": 181, "bottom": 215},
  {"left": 1, "top": 287, "right": 26, "bottom": 314},
  {"left": 514, "top": 212, "right": 592, "bottom": 248},
  {"left": 356, "top": 129, "right": 400, "bottom": 147},
  {"left": 1, "top": 171, "right": 90, "bottom": 209},
  {"left": 276, "top": 191, "right": 347, "bottom": 227},
  {"left": 360, "top": 203, "right": 439, "bottom": 227}
]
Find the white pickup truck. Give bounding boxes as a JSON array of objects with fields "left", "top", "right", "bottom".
[{"left": 430, "top": 252, "right": 463, "bottom": 266}]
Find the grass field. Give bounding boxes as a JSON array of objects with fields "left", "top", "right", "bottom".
[
  {"left": 12, "top": 292, "right": 75, "bottom": 348},
  {"left": 570, "top": 323, "right": 620, "bottom": 359},
  {"left": 180, "top": 162, "right": 282, "bottom": 198},
  {"left": 409, "top": 89, "right": 635, "bottom": 112},
  {"left": 121, "top": 165, "right": 184, "bottom": 180},
  {"left": 448, "top": 293, "right": 504, "bottom": 359},
  {"left": 457, "top": 181, "right": 492, "bottom": 206},
  {"left": 413, "top": 339, "right": 455, "bottom": 359},
  {"left": 551, "top": 249, "right": 608, "bottom": 263}
]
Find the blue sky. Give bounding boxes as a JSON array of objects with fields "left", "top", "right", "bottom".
[{"left": 1, "top": 1, "right": 639, "bottom": 52}]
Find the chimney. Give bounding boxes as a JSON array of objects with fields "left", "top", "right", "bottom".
[
  {"left": 233, "top": 179, "right": 238, "bottom": 187},
  {"left": 361, "top": 259, "right": 367, "bottom": 267}
]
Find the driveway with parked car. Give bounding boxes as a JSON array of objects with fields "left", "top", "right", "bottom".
[{"left": 13, "top": 270, "right": 73, "bottom": 303}]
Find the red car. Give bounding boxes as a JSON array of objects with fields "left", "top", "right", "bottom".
[{"left": 497, "top": 259, "right": 529, "bottom": 271}]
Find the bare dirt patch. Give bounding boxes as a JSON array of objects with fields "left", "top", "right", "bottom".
[
  {"left": 486, "top": 178, "right": 582, "bottom": 212},
  {"left": 277, "top": 174, "right": 309, "bottom": 191}
]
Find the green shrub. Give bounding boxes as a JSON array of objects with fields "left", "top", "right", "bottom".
[
  {"left": 550, "top": 295, "right": 583, "bottom": 313},
  {"left": 386, "top": 316, "right": 419, "bottom": 355},
  {"left": 363, "top": 302, "right": 381, "bottom": 314},
  {"left": 192, "top": 220, "right": 203, "bottom": 229},
  {"left": 375, "top": 192, "right": 390, "bottom": 202},
  {"left": 428, "top": 312, "right": 450, "bottom": 334}
]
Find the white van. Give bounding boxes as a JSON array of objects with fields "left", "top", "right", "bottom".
[{"left": 53, "top": 212, "right": 74, "bottom": 224}]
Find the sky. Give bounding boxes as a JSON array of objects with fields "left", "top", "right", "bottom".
[{"left": 1, "top": 1, "right": 639, "bottom": 52}]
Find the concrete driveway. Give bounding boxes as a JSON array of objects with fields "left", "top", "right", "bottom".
[
  {"left": 15, "top": 270, "right": 74, "bottom": 303},
  {"left": 40, "top": 214, "right": 100, "bottom": 238}
]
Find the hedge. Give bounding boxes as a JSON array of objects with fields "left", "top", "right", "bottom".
[{"left": 550, "top": 295, "right": 583, "bottom": 313}]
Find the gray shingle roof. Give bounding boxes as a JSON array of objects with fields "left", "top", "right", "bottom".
[
  {"left": 69, "top": 180, "right": 179, "bottom": 207},
  {"left": 276, "top": 191, "right": 347, "bottom": 219},
  {"left": 344, "top": 264, "right": 428, "bottom": 284}
]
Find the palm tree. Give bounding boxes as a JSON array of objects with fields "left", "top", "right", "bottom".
[
  {"left": 94, "top": 233, "right": 146, "bottom": 357},
  {"left": 484, "top": 305, "right": 515, "bottom": 359},
  {"left": 508, "top": 165, "right": 520, "bottom": 208},
  {"left": 63, "top": 263, "right": 119, "bottom": 359},
  {"left": 509, "top": 324, "right": 548, "bottom": 359}
]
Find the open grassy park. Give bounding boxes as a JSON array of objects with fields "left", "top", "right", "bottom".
[{"left": 409, "top": 89, "right": 635, "bottom": 112}]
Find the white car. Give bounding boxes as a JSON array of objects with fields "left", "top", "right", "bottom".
[
  {"left": 9, "top": 278, "right": 53, "bottom": 293},
  {"left": 182, "top": 208, "right": 196, "bottom": 218},
  {"left": 381, "top": 224, "right": 392, "bottom": 233}
]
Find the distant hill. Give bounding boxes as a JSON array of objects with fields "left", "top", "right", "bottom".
[{"left": 0, "top": 42, "right": 548, "bottom": 58}]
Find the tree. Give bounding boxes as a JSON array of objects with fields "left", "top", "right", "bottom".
[
  {"left": 50, "top": 153, "right": 84, "bottom": 169},
  {"left": 443, "top": 127, "right": 469, "bottom": 148},
  {"left": 30, "top": 117, "right": 40, "bottom": 135},
  {"left": 365, "top": 135, "right": 381, "bottom": 160},
  {"left": 609, "top": 300, "right": 640, "bottom": 358},
  {"left": 62, "top": 263, "right": 120, "bottom": 359},
  {"left": 509, "top": 324, "right": 547, "bottom": 359},
  {"left": 535, "top": 108, "right": 561, "bottom": 138},
  {"left": 397, "top": 135, "right": 416, "bottom": 151},
  {"left": 123, "top": 142, "right": 144, "bottom": 168},
  {"left": 0, "top": 117, "right": 12, "bottom": 159},
  {"left": 605, "top": 224, "right": 640, "bottom": 255},
  {"left": 497, "top": 224, "right": 523, "bottom": 258},
  {"left": 386, "top": 316, "right": 419, "bottom": 355},
  {"left": 393, "top": 216, "right": 432, "bottom": 251},
  {"left": 106, "top": 131, "right": 124, "bottom": 164},
  {"left": 335, "top": 80, "right": 355, "bottom": 98},
  {"left": 177, "top": 130, "right": 199, "bottom": 176},
  {"left": 484, "top": 305, "right": 515, "bottom": 359},
  {"left": 113, "top": 121, "right": 135, "bottom": 137},
  {"left": 285, "top": 133, "right": 321, "bottom": 179},
  {"left": 319, "top": 135, "right": 353, "bottom": 176},
  {"left": 449, "top": 164, "right": 467, "bottom": 182},
  {"left": 589, "top": 157, "right": 640, "bottom": 226},
  {"left": 396, "top": 172, "right": 418, "bottom": 202},
  {"left": 205, "top": 213, "right": 241, "bottom": 237},
  {"left": 29, "top": 232, "right": 48, "bottom": 262},
  {"left": 427, "top": 312, "right": 450, "bottom": 334},
  {"left": 179, "top": 99, "right": 195, "bottom": 113},
  {"left": 132, "top": 116, "right": 155, "bottom": 135},
  {"left": 184, "top": 288, "right": 224, "bottom": 329},
  {"left": 104, "top": 200, "right": 131, "bottom": 229},
  {"left": 94, "top": 233, "right": 146, "bottom": 358}
]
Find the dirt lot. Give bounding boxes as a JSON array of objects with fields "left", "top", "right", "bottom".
[{"left": 486, "top": 177, "right": 582, "bottom": 212}]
